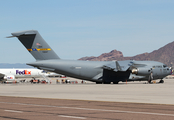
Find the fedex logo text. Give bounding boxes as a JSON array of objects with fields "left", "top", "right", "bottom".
[{"left": 16, "top": 70, "right": 31, "bottom": 75}]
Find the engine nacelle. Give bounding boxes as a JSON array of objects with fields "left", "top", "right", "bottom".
[
  {"left": 3, "top": 75, "right": 15, "bottom": 81},
  {"left": 132, "top": 67, "right": 151, "bottom": 75}
]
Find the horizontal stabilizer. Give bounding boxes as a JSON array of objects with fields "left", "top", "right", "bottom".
[
  {"left": 6, "top": 36, "right": 15, "bottom": 38},
  {"left": 11, "top": 30, "right": 36, "bottom": 37}
]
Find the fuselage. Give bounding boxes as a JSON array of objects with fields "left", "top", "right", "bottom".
[
  {"left": 28, "top": 60, "right": 107, "bottom": 82},
  {"left": 27, "top": 59, "right": 171, "bottom": 82}
]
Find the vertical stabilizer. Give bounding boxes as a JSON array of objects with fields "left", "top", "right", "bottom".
[{"left": 10, "top": 30, "right": 60, "bottom": 60}]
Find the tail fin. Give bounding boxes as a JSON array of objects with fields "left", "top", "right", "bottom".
[{"left": 9, "top": 30, "right": 60, "bottom": 60}]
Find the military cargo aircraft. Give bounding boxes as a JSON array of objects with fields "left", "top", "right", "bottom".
[{"left": 8, "top": 30, "right": 171, "bottom": 84}]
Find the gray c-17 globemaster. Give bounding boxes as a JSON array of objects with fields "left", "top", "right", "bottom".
[{"left": 7, "top": 30, "right": 171, "bottom": 84}]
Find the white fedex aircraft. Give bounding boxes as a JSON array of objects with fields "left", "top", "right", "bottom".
[{"left": 0, "top": 68, "right": 50, "bottom": 82}]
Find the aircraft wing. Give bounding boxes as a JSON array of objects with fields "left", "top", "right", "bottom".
[
  {"left": 103, "top": 62, "right": 116, "bottom": 71},
  {"left": 128, "top": 61, "right": 147, "bottom": 70},
  {"left": 102, "top": 60, "right": 147, "bottom": 72},
  {"left": 103, "top": 61, "right": 130, "bottom": 72}
]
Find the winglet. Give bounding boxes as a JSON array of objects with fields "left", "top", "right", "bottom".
[{"left": 116, "top": 61, "right": 122, "bottom": 71}]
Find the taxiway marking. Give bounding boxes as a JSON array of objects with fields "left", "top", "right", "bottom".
[
  {"left": 1, "top": 102, "right": 174, "bottom": 117},
  {"left": 4, "top": 109, "right": 23, "bottom": 113},
  {"left": 59, "top": 115, "right": 86, "bottom": 119}
]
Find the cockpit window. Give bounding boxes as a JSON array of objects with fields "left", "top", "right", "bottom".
[{"left": 163, "top": 64, "right": 167, "bottom": 68}]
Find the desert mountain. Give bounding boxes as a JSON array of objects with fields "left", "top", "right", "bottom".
[{"left": 79, "top": 41, "right": 174, "bottom": 67}]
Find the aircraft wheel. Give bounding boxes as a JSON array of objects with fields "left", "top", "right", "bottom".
[
  {"left": 96, "top": 82, "right": 102, "bottom": 84},
  {"left": 159, "top": 79, "right": 164, "bottom": 83},
  {"left": 113, "top": 82, "right": 119, "bottom": 84},
  {"left": 103, "top": 82, "right": 111, "bottom": 84}
]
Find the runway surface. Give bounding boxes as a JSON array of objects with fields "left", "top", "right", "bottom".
[
  {"left": 0, "top": 78, "right": 174, "bottom": 119},
  {"left": 0, "top": 96, "right": 174, "bottom": 120}
]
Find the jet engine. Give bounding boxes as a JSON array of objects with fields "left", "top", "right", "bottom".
[
  {"left": 3, "top": 75, "right": 15, "bottom": 81},
  {"left": 131, "top": 67, "right": 151, "bottom": 75}
]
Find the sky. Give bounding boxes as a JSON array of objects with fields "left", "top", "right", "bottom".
[{"left": 0, "top": 0, "right": 174, "bottom": 63}]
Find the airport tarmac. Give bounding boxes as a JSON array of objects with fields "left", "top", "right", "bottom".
[
  {"left": 0, "top": 78, "right": 174, "bottom": 104},
  {"left": 0, "top": 78, "right": 174, "bottom": 120}
]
